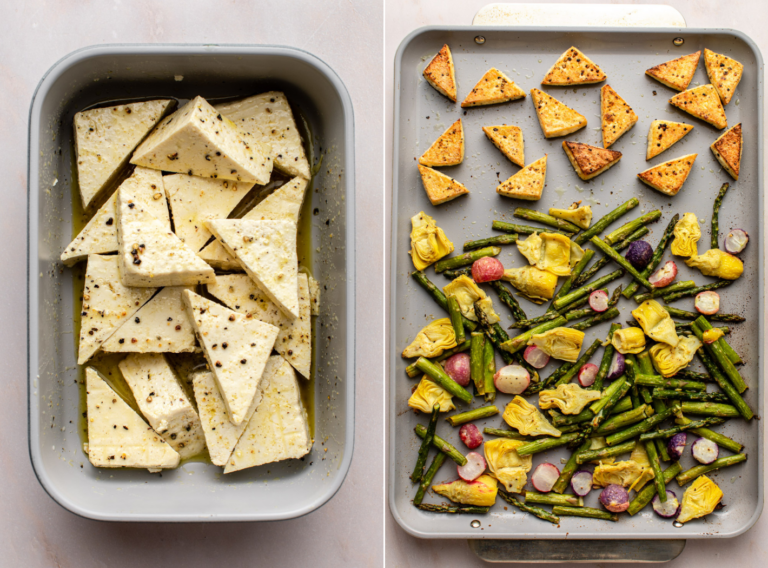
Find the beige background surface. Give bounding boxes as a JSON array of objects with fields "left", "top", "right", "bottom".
[
  {"left": 0, "top": 1, "right": 383, "bottom": 566},
  {"left": 385, "top": 1, "right": 767, "bottom": 566}
]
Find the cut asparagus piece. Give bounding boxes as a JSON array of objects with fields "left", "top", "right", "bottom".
[
  {"left": 551, "top": 270, "right": 624, "bottom": 311},
  {"left": 590, "top": 236, "right": 654, "bottom": 290},
  {"left": 435, "top": 246, "right": 501, "bottom": 273},
  {"left": 569, "top": 307, "right": 620, "bottom": 331},
  {"left": 489, "top": 280, "right": 527, "bottom": 322},
  {"left": 415, "top": 357, "right": 474, "bottom": 404},
  {"left": 406, "top": 340, "right": 471, "bottom": 378},
  {"left": 411, "top": 404, "right": 440, "bottom": 483},
  {"left": 645, "top": 439, "right": 667, "bottom": 502},
  {"left": 635, "top": 374, "right": 707, "bottom": 391},
  {"left": 711, "top": 183, "right": 730, "bottom": 249},
  {"left": 638, "top": 417, "right": 726, "bottom": 441},
  {"left": 695, "top": 316, "right": 743, "bottom": 366},
  {"left": 493, "top": 220, "right": 567, "bottom": 236},
  {"left": 416, "top": 503, "right": 490, "bottom": 514},
  {"left": 651, "top": 389, "right": 730, "bottom": 403},
  {"left": 413, "top": 452, "right": 447, "bottom": 505},
  {"left": 415, "top": 424, "right": 467, "bottom": 466},
  {"left": 447, "top": 295, "right": 466, "bottom": 344},
  {"left": 513, "top": 207, "right": 580, "bottom": 233},
  {"left": 554, "top": 339, "right": 602, "bottom": 387},
  {"left": 549, "top": 249, "right": 595, "bottom": 312},
  {"left": 553, "top": 438, "right": 592, "bottom": 494},
  {"left": 691, "top": 321, "right": 746, "bottom": 395},
  {"left": 442, "top": 267, "right": 473, "bottom": 279},
  {"left": 593, "top": 404, "right": 651, "bottom": 435},
  {"left": 633, "top": 280, "right": 695, "bottom": 303},
  {"left": 516, "top": 432, "right": 581, "bottom": 457},
  {"left": 662, "top": 280, "right": 732, "bottom": 303},
  {"left": 690, "top": 335, "right": 753, "bottom": 420},
  {"left": 470, "top": 332, "right": 486, "bottom": 397},
  {"left": 680, "top": 401, "right": 739, "bottom": 418},
  {"left": 623, "top": 214, "right": 679, "bottom": 298},
  {"left": 675, "top": 415, "right": 743, "bottom": 453},
  {"left": 446, "top": 405, "right": 499, "bottom": 427},
  {"left": 411, "top": 271, "right": 476, "bottom": 331},
  {"left": 483, "top": 339, "right": 497, "bottom": 403},
  {"left": 676, "top": 453, "right": 747, "bottom": 486},
  {"left": 574, "top": 227, "right": 648, "bottom": 288},
  {"left": 573, "top": 198, "right": 640, "bottom": 246},
  {"left": 594, "top": 323, "right": 622, "bottom": 392},
  {"left": 483, "top": 427, "right": 528, "bottom": 440},
  {"left": 500, "top": 316, "right": 567, "bottom": 354},
  {"left": 500, "top": 491, "right": 560, "bottom": 524},
  {"left": 553, "top": 506, "right": 618, "bottom": 522},
  {"left": 664, "top": 306, "right": 744, "bottom": 323},
  {"left": 463, "top": 234, "right": 518, "bottom": 251},
  {"left": 524, "top": 490, "right": 583, "bottom": 507},
  {"left": 604, "top": 210, "right": 662, "bottom": 245},
  {"left": 591, "top": 361, "right": 635, "bottom": 429},
  {"left": 576, "top": 440, "right": 636, "bottom": 464}
]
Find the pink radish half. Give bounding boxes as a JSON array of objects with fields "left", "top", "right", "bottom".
[
  {"left": 457, "top": 452, "right": 487, "bottom": 481},
  {"left": 694, "top": 291, "right": 720, "bottom": 315},
  {"left": 578, "top": 363, "right": 599, "bottom": 387},
  {"left": 531, "top": 463, "right": 560, "bottom": 493},
  {"left": 494, "top": 365, "right": 530, "bottom": 394},
  {"left": 570, "top": 470, "right": 593, "bottom": 497},
  {"left": 649, "top": 260, "right": 678, "bottom": 288},
  {"left": 589, "top": 290, "right": 609, "bottom": 312},
  {"left": 523, "top": 345, "right": 550, "bottom": 369},
  {"left": 691, "top": 437, "right": 719, "bottom": 464}
]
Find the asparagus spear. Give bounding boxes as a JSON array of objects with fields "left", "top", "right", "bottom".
[
  {"left": 633, "top": 280, "right": 695, "bottom": 303},
  {"left": 676, "top": 453, "right": 747, "bottom": 486},
  {"left": 635, "top": 351, "right": 670, "bottom": 460},
  {"left": 483, "top": 339, "right": 496, "bottom": 403},
  {"left": 463, "top": 233, "right": 518, "bottom": 251},
  {"left": 695, "top": 316, "right": 743, "bottom": 366},
  {"left": 516, "top": 432, "right": 581, "bottom": 457},
  {"left": 604, "top": 210, "right": 662, "bottom": 245},
  {"left": 576, "top": 440, "right": 636, "bottom": 464},
  {"left": 499, "top": 491, "right": 561, "bottom": 524},
  {"left": 590, "top": 236, "right": 654, "bottom": 290},
  {"left": 569, "top": 307, "right": 620, "bottom": 331},
  {"left": 416, "top": 503, "right": 491, "bottom": 514},
  {"left": 411, "top": 404, "right": 440, "bottom": 483},
  {"left": 552, "top": 438, "right": 592, "bottom": 494},
  {"left": 413, "top": 451, "right": 446, "bottom": 506},
  {"left": 674, "top": 369, "right": 714, "bottom": 382},
  {"left": 524, "top": 490, "right": 583, "bottom": 507},
  {"left": 513, "top": 207, "right": 581, "bottom": 233},
  {"left": 492, "top": 220, "right": 567, "bottom": 236},
  {"left": 483, "top": 427, "right": 528, "bottom": 440},
  {"left": 435, "top": 246, "right": 501, "bottom": 273},
  {"left": 550, "top": 397, "right": 633, "bottom": 427},
  {"left": 623, "top": 214, "right": 679, "bottom": 298},
  {"left": 591, "top": 361, "right": 635, "bottom": 429},
  {"left": 447, "top": 295, "right": 465, "bottom": 344},
  {"left": 446, "top": 405, "right": 499, "bottom": 427},
  {"left": 553, "top": 506, "right": 618, "bottom": 522},
  {"left": 645, "top": 439, "right": 667, "bottom": 502},
  {"left": 500, "top": 316, "right": 567, "bottom": 354},
  {"left": 635, "top": 374, "right": 707, "bottom": 391},
  {"left": 627, "top": 462, "right": 683, "bottom": 515},
  {"left": 638, "top": 417, "right": 726, "bottom": 441},
  {"left": 574, "top": 227, "right": 648, "bottom": 287},
  {"left": 664, "top": 306, "right": 744, "bottom": 323},
  {"left": 554, "top": 339, "right": 602, "bottom": 387},
  {"left": 675, "top": 323, "right": 730, "bottom": 335},
  {"left": 489, "top": 280, "right": 527, "bottom": 322},
  {"left": 593, "top": 323, "right": 621, "bottom": 392},
  {"left": 711, "top": 182, "right": 729, "bottom": 249},
  {"left": 411, "top": 271, "right": 476, "bottom": 331},
  {"left": 442, "top": 267, "right": 473, "bottom": 279},
  {"left": 405, "top": 339, "right": 472, "bottom": 378},
  {"left": 675, "top": 415, "right": 744, "bottom": 453},
  {"left": 605, "top": 406, "right": 677, "bottom": 446},
  {"left": 510, "top": 294, "right": 592, "bottom": 329},
  {"left": 415, "top": 425, "right": 467, "bottom": 465},
  {"left": 415, "top": 357, "right": 474, "bottom": 404},
  {"left": 662, "top": 280, "right": 732, "bottom": 303},
  {"left": 680, "top": 401, "right": 740, "bottom": 418},
  {"left": 470, "top": 332, "right": 486, "bottom": 397},
  {"left": 574, "top": 198, "right": 640, "bottom": 246},
  {"left": 590, "top": 376, "right": 628, "bottom": 414},
  {"left": 551, "top": 269, "right": 624, "bottom": 311},
  {"left": 593, "top": 404, "right": 651, "bottom": 435},
  {"left": 652, "top": 389, "right": 730, "bottom": 403},
  {"left": 548, "top": 249, "right": 595, "bottom": 312},
  {"left": 691, "top": 321, "right": 746, "bottom": 393}
]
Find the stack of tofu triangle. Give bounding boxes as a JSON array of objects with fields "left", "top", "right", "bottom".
[{"left": 64, "top": 92, "right": 319, "bottom": 474}]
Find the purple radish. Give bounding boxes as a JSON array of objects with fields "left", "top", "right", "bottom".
[
  {"left": 459, "top": 424, "right": 483, "bottom": 449},
  {"left": 444, "top": 353, "right": 471, "bottom": 387},
  {"left": 626, "top": 241, "right": 653, "bottom": 270},
  {"left": 531, "top": 463, "right": 560, "bottom": 493},
  {"left": 600, "top": 484, "right": 630, "bottom": 513},
  {"left": 523, "top": 345, "right": 550, "bottom": 369},
  {"left": 724, "top": 229, "right": 749, "bottom": 254},
  {"left": 578, "top": 363, "right": 599, "bottom": 387},
  {"left": 493, "top": 365, "right": 530, "bottom": 395},
  {"left": 589, "top": 290, "right": 609, "bottom": 312},
  {"left": 652, "top": 490, "right": 681, "bottom": 518},
  {"left": 457, "top": 452, "right": 487, "bottom": 482},
  {"left": 667, "top": 432, "right": 687, "bottom": 461},
  {"left": 607, "top": 352, "right": 625, "bottom": 381},
  {"left": 570, "top": 470, "right": 593, "bottom": 497},
  {"left": 691, "top": 437, "right": 719, "bottom": 464}
]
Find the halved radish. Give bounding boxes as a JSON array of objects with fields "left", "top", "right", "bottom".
[
  {"left": 600, "top": 484, "right": 630, "bottom": 513},
  {"left": 724, "top": 229, "right": 749, "bottom": 254},
  {"left": 531, "top": 463, "right": 560, "bottom": 493},
  {"left": 589, "top": 290, "right": 609, "bottom": 312},
  {"left": 523, "top": 345, "right": 550, "bottom": 369},
  {"left": 494, "top": 365, "right": 530, "bottom": 394},
  {"left": 457, "top": 452, "right": 487, "bottom": 481},
  {"left": 570, "top": 470, "right": 593, "bottom": 497},
  {"left": 607, "top": 352, "right": 625, "bottom": 381},
  {"left": 695, "top": 291, "right": 720, "bottom": 315},
  {"left": 649, "top": 260, "right": 678, "bottom": 288},
  {"left": 691, "top": 437, "right": 719, "bottom": 464},
  {"left": 653, "top": 491, "right": 681, "bottom": 518},
  {"left": 578, "top": 363, "right": 599, "bottom": 387},
  {"left": 459, "top": 424, "right": 483, "bottom": 449}
]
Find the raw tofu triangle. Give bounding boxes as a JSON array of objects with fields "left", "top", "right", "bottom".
[
  {"left": 224, "top": 356, "right": 312, "bottom": 473},
  {"left": 78, "top": 255, "right": 156, "bottom": 365},
  {"left": 542, "top": 47, "right": 606, "bottom": 85},
  {"left": 116, "top": 183, "right": 215, "bottom": 287},
  {"left": 182, "top": 290, "right": 279, "bottom": 426},
  {"left": 704, "top": 49, "right": 744, "bottom": 105},
  {"left": 711, "top": 123, "right": 742, "bottom": 180},
  {"left": 601, "top": 85, "right": 638, "bottom": 148},
  {"left": 562, "top": 141, "right": 622, "bottom": 181},
  {"left": 669, "top": 85, "right": 727, "bottom": 130},
  {"left": 496, "top": 155, "right": 547, "bottom": 201},
  {"left": 74, "top": 99, "right": 173, "bottom": 209},
  {"left": 423, "top": 44, "right": 457, "bottom": 102},
  {"left": 483, "top": 125, "right": 524, "bottom": 167},
  {"left": 530, "top": 89, "right": 587, "bottom": 138},
  {"left": 206, "top": 219, "right": 300, "bottom": 319},
  {"left": 61, "top": 166, "right": 171, "bottom": 266},
  {"left": 417, "top": 165, "right": 469, "bottom": 206},
  {"left": 462, "top": 68, "right": 525, "bottom": 108},
  {"left": 86, "top": 367, "right": 179, "bottom": 470},
  {"left": 646, "top": 51, "right": 701, "bottom": 91},
  {"left": 102, "top": 287, "right": 197, "bottom": 353},
  {"left": 637, "top": 154, "right": 697, "bottom": 197},
  {"left": 646, "top": 120, "right": 694, "bottom": 160},
  {"left": 419, "top": 119, "right": 464, "bottom": 166}
]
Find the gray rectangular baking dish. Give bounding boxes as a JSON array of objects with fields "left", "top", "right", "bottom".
[
  {"left": 390, "top": 26, "right": 763, "bottom": 539},
  {"left": 28, "top": 44, "right": 355, "bottom": 522}
]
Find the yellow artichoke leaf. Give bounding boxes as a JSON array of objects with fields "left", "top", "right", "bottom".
[
  {"left": 611, "top": 327, "right": 646, "bottom": 354},
  {"left": 588, "top": 437, "right": 615, "bottom": 465},
  {"left": 484, "top": 438, "right": 532, "bottom": 493},
  {"left": 443, "top": 275, "right": 499, "bottom": 322},
  {"left": 407, "top": 377, "right": 456, "bottom": 413},
  {"left": 593, "top": 460, "right": 645, "bottom": 488},
  {"left": 517, "top": 232, "right": 571, "bottom": 276},
  {"left": 539, "top": 383, "right": 602, "bottom": 415},
  {"left": 549, "top": 204, "right": 593, "bottom": 229},
  {"left": 686, "top": 249, "right": 744, "bottom": 280},
  {"left": 569, "top": 240, "right": 585, "bottom": 268},
  {"left": 632, "top": 300, "right": 679, "bottom": 346},
  {"left": 670, "top": 212, "right": 701, "bottom": 257},
  {"left": 433, "top": 474, "right": 498, "bottom": 506},
  {"left": 502, "top": 266, "right": 558, "bottom": 302},
  {"left": 677, "top": 475, "right": 723, "bottom": 524},
  {"left": 410, "top": 211, "right": 454, "bottom": 270},
  {"left": 628, "top": 444, "right": 655, "bottom": 492},
  {"left": 517, "top": 232, "right": 544, "bottom": 265},
  {"left": 402, "top": 318, "right": 457, "bottom": 358},
  {"left": 528, "top": 327, "right": 585, "bottom": 363},
  {"left": 650, "top": 335, "right": 702, "bottom": 377},
  {"left": 502, "top": 396, "right": 561, "bottom": 437}
]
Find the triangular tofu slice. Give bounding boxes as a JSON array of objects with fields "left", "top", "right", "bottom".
[
  {"left": 419, "top": 119, "right": 464, "bottom": 166},
  {"left": 61, "top": 167, "right": 171, "bottom": 266},
  {"left": 496, "top": 155, "right": 547, "bottom": 200},
  {"left": 417, "top": 165, "right": 469, "bottom": 206},
  {"left": 530, "top": 89, "right": 587, "bottom": 138},
  {"left": 461, "top": 68, "right": 526, "bottom": 108},
  {"left": 191, "top": 369, "right": 249, "bottom": 466},
  {"left": 215, "top": 91, "right": 310, "bottom": 179},
  {"left": 78, "top": 255, "right": 156, "bottom": 365},
  {"left": 482, "top": 125, "right": 524, "bottom": 167},
  {"left": 118, "top": 353, "right": 205, "bottom": 459},
  {"left": 131, "top": 96, "right": 272, "bottom": 184},
  {"left": 86, "top": 367, "right": 179, "bottom": 470},
  {"left": 669, "top": 85, "right": 727, "bottom": 129},
  {"left": 224, "top": 356, "right": 312, "bottom": 473},
  {"left": 601, "top": 85, "right": 638, "bottom": 148},
  {"left": 646, "top": 51, "right": 701, "bottom": 91},
  {"left": 646, "top": 120, "right": 694, "bottom": 160},
  {"left": 711, "top": 123, "right": 742, "bottom": 180},
  {"left": 75, "top": 99, "right": 174, "bottom": 210},
  {"left": 542, "top": 46, "right": 607, "bottom": 85},
  {"left": 208, "top": 274, "right": 312, "bottom": 378},
  {"left": 704, "top": 49, "right": 744, "bottom": 105},
  {"left": 562, "top": 141, "right": 622, "bottom": 181},
  {"left": 164, "top": 174, "right": 254, "bottom": 252},
  {"left": 206, "top": 219, "right": 299, "bottom": 319},
  {"left": 102, "top": 287, "right": 197, "bottom": 353},
  {"left": 116, "top": 183, "right": 215, "bottom": 287},
  {"left": 182, "top": 290, "right": 280, "bottom": 426},
  {"left": 637, "top": 154, "right": 698, "bottom": 196},
  {"left": 199, "top": 176, "right": 308, "bottom": 270},
  {"left": 423, "top": 44, "right": 457, "bottom": 102}
]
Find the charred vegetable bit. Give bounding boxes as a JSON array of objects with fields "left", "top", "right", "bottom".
[
  {"left": 493, "top": 220, "right": 568, "bottom": 236},
  {"left": 711, "top": 183, "right": 729, "bottom": 250},
  {"left": 414, "top": 425, "right": 467, "bottom": 466},
  {"left": 513, "top": 207, "right": 581, "bottom": 233},
  {"left": 574, "top": 197, "right": 640, "bottom": 246},
  {"left": 499, "top": 490, "right": 561, "bottom": 524},
  {"left": 442, "top": 267, "right": 473, "bottom": 279},
  {"left": 553, "top": 505, "right": 618, "bottom": 522},
  {"left": 446, "top": 405, "right": 499, "bottom": 427},
  {"left": 435, "top": 246, "right": 501, "bottom": 273},
  {"left": 665, "top": 306, "right": 744, "bottom": 323},
  {"left": 411, "top": 404, "right": 440, "bottom": 483},
  {"left": 604, "top": 210, "right": 661, "bottom": 246},
  {"left": 463, "top": 233, "right": 518, "bottom": 251},
  {"left": 623, "top": 214, "right": 679, "bottom": 298},
  {"left": 416, "top": 503, "right": 491, "bottom": 514},
  {"left": 662, "top": 280, "right": 732, "bottom": 303},
  {"left": 676, "top": 453, "right": 747, "bottom": 486},
  {"left": 413, "top": 451, "right": 447, "bottom": 506},
  {"left": 627, "top": 462, "right": 683, "bottom": 516},
  {"left": 411, "top": 271, "right": 476, "bottom": 331}
]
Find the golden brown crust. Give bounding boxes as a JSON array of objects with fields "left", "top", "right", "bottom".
[
  {"left": 704, "top": 49, "right": 744, "bottom": 105},
  {"left": 645, "top": 51, "right": 701, "bottom": 91},
  {"left": 637, "top": 154, "right": 697, "bottom": 196},
  {"left": 710, "top": 123, "right": 742, "bottom": 180},
  {"left": 530, "top": 88, "right": 587, "bottom": 139},
  {"left": 423, "top": 45, "right": 457, "bottom": 102},
  {"left": 669, "top": 85, "right": 727, "bottom": 129},
  {"left": 646, "top": 120, "right": 694, "bottom": 160},
  {"left": 542, "top": 46, "right": 607, "bottom": 86},
  {"left": 562, "top": 141, "right": 622, "bottom": 181},
  {"left": 496, "top": 155, "right": 547, "bottom": 200},
  {"left": 417, "top": 165, "right": 469, "bottom": 205},
  {"left": 461, "top": 68, "right": 526, "bottom": 108},
  {"left": 419, "top": 119, "right": 465, "bottom": 167},
  {"left": 482, "top": 125, "right": 524, "bottom": 167},
  {"left": 601, "top": 85, "right": 638, "bottom": 148}
]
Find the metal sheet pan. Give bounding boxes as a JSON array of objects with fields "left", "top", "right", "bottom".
[
  {"left": 28, "top": 44, "right": 355, "bottom": 522},
  {"left": 390, "top": 26, "right": 763, "bottom": 539}
]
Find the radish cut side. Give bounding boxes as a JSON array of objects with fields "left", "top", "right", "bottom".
[
  {"left": 494, "top": 365, "right": 530, "bottom": 395},
  {"left": 653, "top": 491, "right": 680, "bottom": 518},
  {"left": 457, "top": 452, "right": 487, "bottom": 481},
  {"left": 578, "top": 363, "right": 599, "bottom": 387},
  {"left": 570, "top": 470, "right": 593, "bottom": 497},
  {"left": 531, "top": 463, "right": 560, "bottom": 493},
  {"left": 695, "top": 291, "right": 720, "bottom": 315},
  {"left": 523, "top": 345, "right": 550, "bottom": 369},
  {"left": 589, "top": 290, "right": 609, "bottom": 312},
  {"left": 691, "top": 437, "right": 719, "bottom": 464}
]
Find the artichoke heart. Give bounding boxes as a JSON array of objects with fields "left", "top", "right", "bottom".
[
  {"left": 517, "top": 232, "right": 572, "bottom": 276},
  {"left": 502, "top": 266, "right": 558, "bottom": 302},
  {"left": 677, "top": 475, "right": 723, "bottom": 524},
  {"left": 502, "top": 396, "right": 561, "bottom": 437},
  {"left": 549, "top": 203, "right": 593, "bottom": 229},
  {"left": 443, "top": 275, "right": 500, "bottom": 323},
  {"left": 671, "top": 212, "right": 701, "bottom": 257},
  {"left": 593, "top": 460, "right": 646, "bottom": 488},
  {"left": 409, "top": 211, "right": 454, "bottom": 270},
  {"left": 402, "top": 318, "right": 457, "bottom": 358},
  {"left": 433, "top": 474, "right": 498, "bottom": 507},
  {"left": 528, "top": 327, "right": 585, "bottom": 363},
  {"left": 569, "top": 240, "right": 585, "bottom": 268},
  {"left": 628, "top": 444, "right": 655, "bottom": 492},
  {"left": 611, "top": 327, "right": 646, "bottom": 354},
  {"left": 632, "top": 300, "right": 679, "bottom": 347},
  {"left": 703, "top": 328, "right": 724, "bottom": 344},
  {"left": 483, "top": 438, "right": 532, "bottom": 493},
  {"left": 650, "top": 335, "right": 702, "bottom": 377},
  {"left": 686, "top": 249, "right": 744, "bottom": 280},
  {"left": 588, "top": 437, "right": 615, "bottom": 465},
  {"left": 407, "top": 377, "right": 456, "bottom": 413},
  {"left": 538, "top": 383, "right": 602, "bottom": 415}
]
